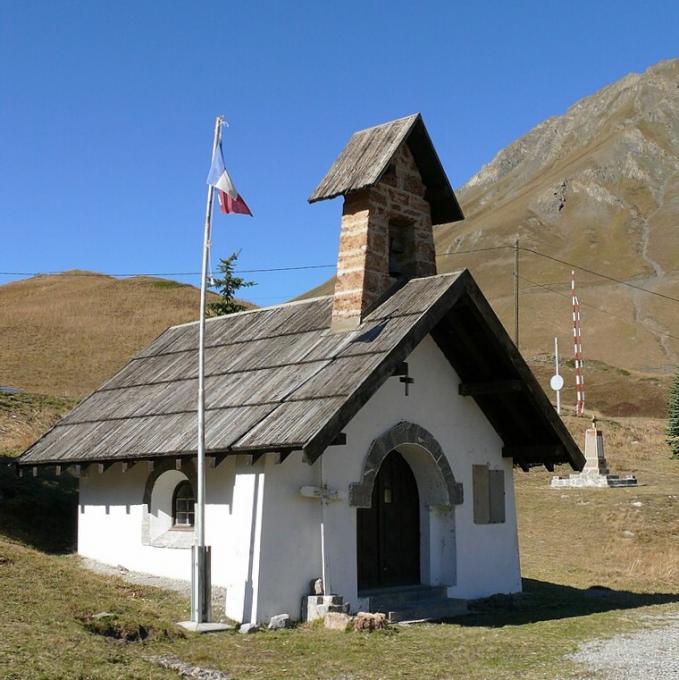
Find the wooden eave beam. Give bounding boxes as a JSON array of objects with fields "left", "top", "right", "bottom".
[
  {"left": 246, "top": 452, "right": 267, "bottom": 465},
  {"left": 503, "top": 444, "right": 566, "bottom": 460},
  {"left": 458, "top": 380, "right": 523, "bottom": 397},
  {"left": 70, "top": 463, "right": 89, "bottom": 478},
  {"left": 207, "top": 453, "right": 227, "bottom": 468}
]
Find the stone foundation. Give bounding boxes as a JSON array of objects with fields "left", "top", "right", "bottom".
[
  {"left": 551, "top": 470, "right": 638, "bottom": 488},
  {"left": 301, "top": 595, "right": 350, "bottom": 622},
  {"left": 551, "top": 418, "right": 637, "bottom": 488}
]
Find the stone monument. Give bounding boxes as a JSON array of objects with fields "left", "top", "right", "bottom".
[{"left": 551, "top": 417, "right": 637, "bottom": 488}]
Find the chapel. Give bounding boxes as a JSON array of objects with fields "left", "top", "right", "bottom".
[{"left": 20, "top": 114, "right": 583, "bottom": 624}]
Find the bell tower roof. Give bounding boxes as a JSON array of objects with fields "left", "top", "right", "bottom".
[{"left": 308, "top": 113, "right": 464, "bottom": 225}]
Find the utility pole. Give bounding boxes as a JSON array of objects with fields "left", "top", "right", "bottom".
[{"left": 514, "top": 238, "right": 519, "bottom": 348}]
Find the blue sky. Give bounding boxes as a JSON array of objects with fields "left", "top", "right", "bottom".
[{"left": 1, "top": 1, "right": 678, "bottom": 305}]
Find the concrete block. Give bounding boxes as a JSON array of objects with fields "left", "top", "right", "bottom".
[
  {"left": 239, "top": 623, "right": 259, "bottom": 634},
  {"left": 302, "top": 595, "right": 349, "bottom": 622}
]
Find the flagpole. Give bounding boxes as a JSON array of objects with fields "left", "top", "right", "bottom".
[{"left": 192, "top": 114, "right": 223, "bottom": 624}]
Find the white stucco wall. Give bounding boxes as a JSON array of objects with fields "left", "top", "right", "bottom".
[
  {"left": 306, "top": 334, "right": 522, "bottom": 612},
  {"left": 77, "top": 333, "right": 522, "bottom": 624},
  {"left": 78, "top": 457, "right": 237, "bottom": 584}
]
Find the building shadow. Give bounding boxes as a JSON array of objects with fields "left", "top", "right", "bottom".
[
  {"left": 452, "top": 578, "right": 679, "bottom": 627},
  {"left": 0, "top": 458, "right": 78, "bottom": 554}
]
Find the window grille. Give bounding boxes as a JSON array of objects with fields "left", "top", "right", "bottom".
[{"left": 172, "top": 480, "right": 195, "bottom": 528}]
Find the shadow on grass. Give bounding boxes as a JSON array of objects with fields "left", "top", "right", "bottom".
[
  {"left": 0, "top": 457, "right": 77, "bottom": 554},
  {"left": 455, "top": 578, "right": 679, "bottom": 627}
]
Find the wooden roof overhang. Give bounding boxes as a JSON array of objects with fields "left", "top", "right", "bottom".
[
  {"left": 18, "top": 272, "right": 583, "bottom": 474},
  {"left": 299, "top": 271, "right": 584, "bottom": 471},
  {"left": 308, "top": 113, "right": 464, "bottom": 226}
]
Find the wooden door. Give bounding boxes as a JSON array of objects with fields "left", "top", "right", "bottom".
[{"left": 357, "top": 450, "right": 420, "bottom": 590}]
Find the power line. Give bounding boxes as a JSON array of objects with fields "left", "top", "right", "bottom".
[
  {"left": 0, "top": 246, "right": 509, "bottom": 279},
  {"left": 519, "top": 273, "right": 679, "bottom": 343},
  {"left": 439, "top": 245, "right": 512, "bottom": 256},
  {"left": 2, "top": 243, "right": 679, "bottom": 311},
  {"left": 519, "top": 246, "right": 679, "bottom": 305},
  {"left": 0, "top": 263, "right": 336, "bottom": 278}
]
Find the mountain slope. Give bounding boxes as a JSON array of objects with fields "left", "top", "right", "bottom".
[{"left": 442, "top": 58, "right": 679, "bottom": 376}]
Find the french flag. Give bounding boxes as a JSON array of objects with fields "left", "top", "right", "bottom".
[{"left": 206, "top": 139, "right": 252, "bottom": 216}]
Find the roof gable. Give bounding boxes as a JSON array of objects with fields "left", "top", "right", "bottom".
[
  {"left": 19, "top": 272, "right": 583, "bottom": 472},
  {"left": 308, "top": 114, "right": 464, "bottom": 225}
]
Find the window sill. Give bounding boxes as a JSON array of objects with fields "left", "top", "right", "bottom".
[{"left": 149, "top": 528, "right": 195, "bottom": 549}]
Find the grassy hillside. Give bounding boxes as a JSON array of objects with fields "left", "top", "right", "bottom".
[
  {"left": 0, "top": 271, "right": 213, "bottom": 398},
  {"left": 0, "top": 392, "right": 76, "bottom": 457}
]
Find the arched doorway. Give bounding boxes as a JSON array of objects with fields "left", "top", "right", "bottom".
[{"left": 357, "top": 450, "right": 420, "bottom": 590}]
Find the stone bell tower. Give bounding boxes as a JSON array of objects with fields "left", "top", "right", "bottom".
[{"left": 309, "top": 113, "right": 464, "bottom": 331}]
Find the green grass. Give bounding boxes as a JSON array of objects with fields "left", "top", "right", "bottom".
[{"left": 1, "top": 534, "right": 677, "bottom": 680}]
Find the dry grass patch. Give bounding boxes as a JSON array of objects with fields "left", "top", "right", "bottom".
[
  {"left": 0, "top": 272, "right": 218, "bottom": 397},
  {"left": 0, "top": 392, "right": 76, "bottom": 456},
  {"left": 517, "top": 414, "right": 679, "bottom": 591}
]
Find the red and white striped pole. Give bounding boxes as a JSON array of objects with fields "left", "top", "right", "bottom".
[{"left": 571, "top": 270, "right": 585, "bottom": 416}]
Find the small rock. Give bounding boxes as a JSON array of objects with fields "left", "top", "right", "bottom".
[
  {"left": 117, "top": 564, "right": 129, "bottom": 574},
  {"left": 268, "top": 614, "right": 290, "bottom": 630},
  {"left": 239, "top": 622, "right": 259, "bottom": 634},
  {"left": 622, "top": 530, "right": 635, "bottom": 538},
  {"left": 91, "top": 611, "right": 116, "bottom": 620},
  {"left": 324, "top": 612, "right": 353, "bottom": 631},
  {"left": 631, "top": 501, "right": 643, "bottom": 507},
  {"left": 311, "top": 578, "right": 324, "bottom": 595},
  {"left": 353, "top": 612, "right": 388, "bottom": 632}
]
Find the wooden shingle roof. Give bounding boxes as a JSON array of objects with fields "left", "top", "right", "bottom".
[
  {"left": 308, "top": 114, "right": 464, "bottom": 225},
  {"left": 19, "top": 272, "right": 584, "bottom": 471}
]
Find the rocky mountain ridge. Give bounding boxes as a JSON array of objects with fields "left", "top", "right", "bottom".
[{"left": 439, "top": 58, "right": 679, "bottom": 376}]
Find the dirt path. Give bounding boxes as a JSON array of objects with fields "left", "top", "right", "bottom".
[
  {"left": 79, "top": 556, "right": 228, "bottom": 620},
  {"left": 568, "top": 611, "right": 679, "bottom": 679}
]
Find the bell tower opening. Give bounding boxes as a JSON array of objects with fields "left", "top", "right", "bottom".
[{"left": 388, "top": 218, "right": 416, "bottom": 280}]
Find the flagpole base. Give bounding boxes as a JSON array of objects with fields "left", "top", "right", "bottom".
[
  {"left": 190, "top": 545, "right": 212, "bottom": 623},
  {"left": 177, "top": 621, "right": 232, "bottom": 633}
]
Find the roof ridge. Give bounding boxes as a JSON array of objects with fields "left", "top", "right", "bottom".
[{"left": 353, "top": 113, "right": 420, "bottom": 135}]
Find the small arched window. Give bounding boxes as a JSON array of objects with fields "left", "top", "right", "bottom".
[{"left": 172, "top": 480, "right": 195, "bottom": 528}]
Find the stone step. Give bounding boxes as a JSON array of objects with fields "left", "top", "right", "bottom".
[
  {"left": 386, "top": 598, "right": 468, "bottom": 624},
  {"left": 363, "top": 585, "right": 448, "bottom": 611},
  {"left": 361, "top": 585, "right": 467, "bottom": 623}
]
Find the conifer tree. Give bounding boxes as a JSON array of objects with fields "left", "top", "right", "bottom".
[
  {"left": 206, "top": 251, "right": 255, "bottom": 317},
  {"left": 667, "top": 367, "right": 679, "bottom": 460}
]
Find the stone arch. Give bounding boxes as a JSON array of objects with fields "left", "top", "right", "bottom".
[
  {"left": 349, "top": 421, "right": 463, "bottom": 508},
  {"left": 141, "top": 458, "right": 197, "bottom": 547},
  {"left": 142, "top": 458, "right": 197, "bottom": 510}
]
